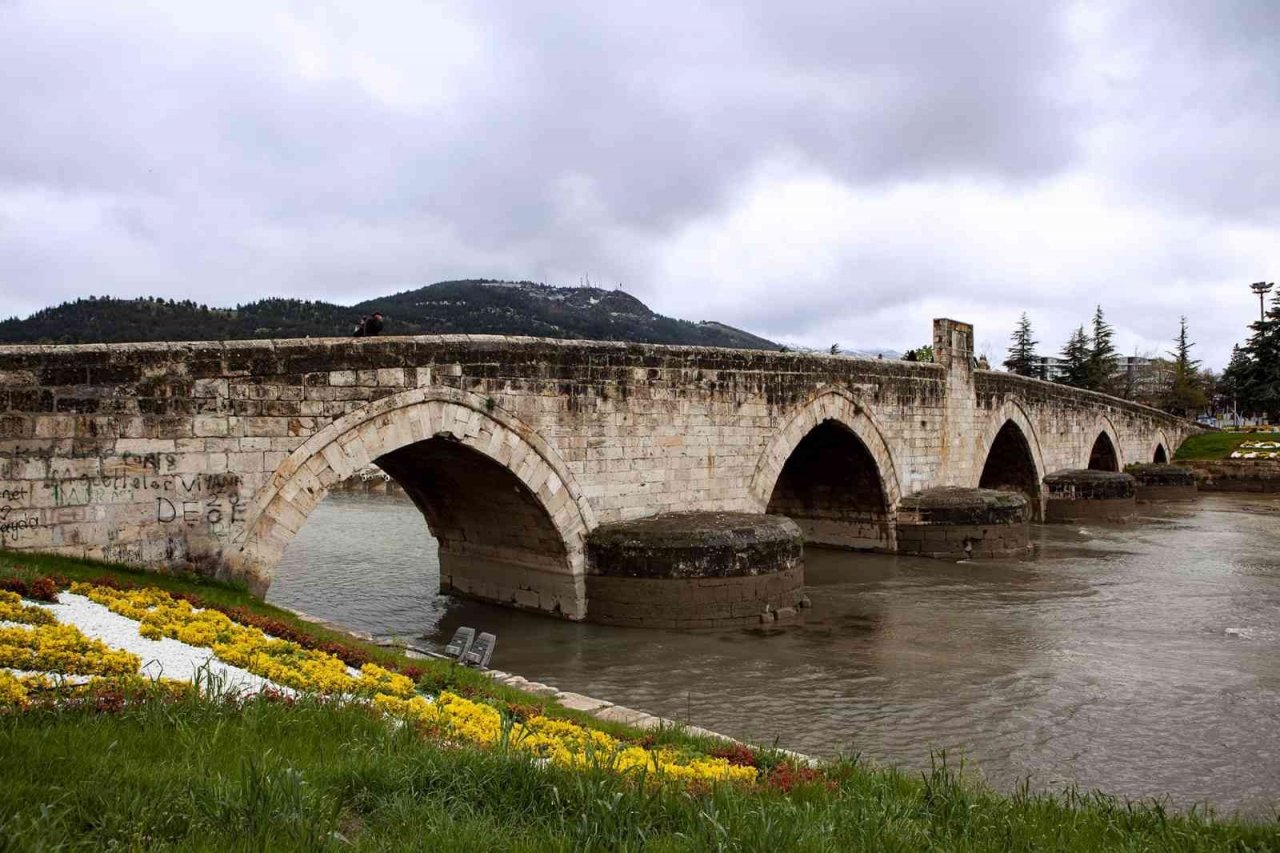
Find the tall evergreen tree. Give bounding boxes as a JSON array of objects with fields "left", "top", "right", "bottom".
[
  {"left": 1239, "top": 292, "right": 1280, "bottom": 420},
  {"left": 1219, "top": 345, "right": 1252, "bottom": 413},
  {"left": 1058, "top": 326, "right": 1091, "bottom": 388},
  {"left": 1162, "top": 316, "right": 1206, "bottom": 416},
  {"left": 1085, "top": 306, "right": 1118, "bottom": 393},
  {"left": 1003, "top": 313, "right": 1038, "bottom": 376}
]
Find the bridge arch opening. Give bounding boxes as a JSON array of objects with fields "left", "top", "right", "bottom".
[
  {"left": 374, "top": 437, "right": 571, "bottom": 609},
  {"left": 1153, "top": 443, "right": 1169, "bottom": 463},
  {"left": 1088, "top": 432, "right": 1120, "bottom": 472},
  {"left": 236, "top": 390, "right": 593, "bottom": 618},
  {"left": 766, "top": 420, "right": 892, "bottom": 550},
  {"left": 978, "top": 420, "right": 1042, "bottom": 519}
]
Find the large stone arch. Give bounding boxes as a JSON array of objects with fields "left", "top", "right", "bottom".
[
  {"left": 976, "top": 400, "right": 1047, "bottom": 519},
  {"left": 228, "top": 387, "right": 596, "bottom": 618},
  {"left": 1086, "top": 415, "right": 1124, "bottom": 471},
  {"left": 751, "top": 388, "right": 901, "bottom": 550}
]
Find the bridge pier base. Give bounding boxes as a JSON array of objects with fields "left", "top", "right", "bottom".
[
  {"left": 584, "top": 512, "right": 805, "bottom": 629},
  {"left": 895, "top": 487, "right": 1031, "bottom": 559},
  {"left": 1127, "top": 464, "right": 1198, "bottom": 502},
  {"left": 1043, "top": 470, "right": 1137, "bottom": 522},
  {"left": 439, "top": 552, "right": 586, "bottom": 620}
]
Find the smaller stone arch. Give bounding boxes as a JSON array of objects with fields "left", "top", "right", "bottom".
[
  {"left": 1086, "top": 420, "right": 1123, "bottom": 472},
  {"left": 1150, "top": 430, "right": 1172, "bottom": 464},
  {"left": 751, "top": 388, "right": 901, "bottom": 550},
  {"left": 976, "top": 401, "right": 1047, "bottom": 520},
  {"left": 228, "top": 386, "right": 595, "bottom": 618}
]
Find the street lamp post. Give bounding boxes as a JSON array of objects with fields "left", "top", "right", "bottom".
[{"left": 1251, "top": 281, "right": 1274, "bottom": 323}]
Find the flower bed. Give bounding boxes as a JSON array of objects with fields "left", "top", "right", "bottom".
[
  {"left": 1, "top": 577, "right": 767, "bottom": 789},
  {"left": 73, "top": 583, "right": 415, "bottom": 699},
  {"left": 0, "top": 591, "right": 57, "bottom": 626},
  {"left": 1230, "top": 441, "right": 1280, "bottom": 459},
  {"left": 0, "top": 622, "right": 140, "bottom": 677},
  {"left": 374, "top": 691, "right": 757, "bottom": 785}
]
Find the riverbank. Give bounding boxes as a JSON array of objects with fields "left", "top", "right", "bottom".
[
  {"left": 1180, "top": 459, "right": 1280, "bottom": 493},
  {"left": 2, "top": 552, "right": 1278, "bottom": 849}
]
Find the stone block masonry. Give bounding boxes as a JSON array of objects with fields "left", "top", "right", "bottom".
[
  {"left": 585, "top": 512, "right": 805, "bottom": 628},
  {"left": 1043, "top": 470, "right": 1138, "bottom": 523},
  {"left": 0, "top": 321, "right": 1197, "bottom": 620},
  {"left": 896, "top": 487, "right": 1030, "bottom": 559}
]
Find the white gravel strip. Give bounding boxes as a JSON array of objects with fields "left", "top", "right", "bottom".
[{"left": 28, "top": 593, "right": 290, "bottom": 697}]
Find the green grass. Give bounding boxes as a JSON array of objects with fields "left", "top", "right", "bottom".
[
  {"left": 3, "top": 551, "right": 1279, "bottom": 850},
  {"left": 1, "top": 694, "right": 1276, "bottom": 851},
  {"left": 0, "top": 551, "right": 749, "bottom": 754},
  {"left": 1174, "top": 433, "right": 1255, "bottom": 461}
]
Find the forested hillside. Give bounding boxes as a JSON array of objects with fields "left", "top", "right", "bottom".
[{"left": 0, "top": 280, "right": 777, "bottom": 349}]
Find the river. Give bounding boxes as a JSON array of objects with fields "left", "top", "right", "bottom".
[{"left": 269, "top": 490, "right": 1280, "bottom": 816}]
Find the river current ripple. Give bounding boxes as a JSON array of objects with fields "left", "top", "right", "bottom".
[{"left": 271, "top": 491, "right": 1280, "bottom": 816}]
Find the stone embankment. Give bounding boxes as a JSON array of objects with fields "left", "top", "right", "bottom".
[{"left": 1180, "top": 460, "right": 1280, "bottom": 493}]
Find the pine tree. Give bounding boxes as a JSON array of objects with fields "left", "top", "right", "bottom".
[
  {"left": 1058, "top": 326, "right": 1091, "bottom": 388},
  {"left": 1002, "top": 313, "right": 1038, "bottom": 376},
  {"left": 1219, "top": 345, "right": 1252, "bottom": 413},
  {"left": 1085, "top": 306, "right": 1118, "bottom": 393},
  {"left": 1162, "top": 316, "right": 1206, "bottom": 416},
  {"left": 1240, "top": 291, "right": 1280, "bottom": 420}
]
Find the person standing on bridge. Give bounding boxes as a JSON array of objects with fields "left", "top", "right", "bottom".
[
  {"left": 352, "top": 315, "right": 367, "bottom": 337},
  {"left": 363, "top": 312, "right": 384, "bottom": 336}
]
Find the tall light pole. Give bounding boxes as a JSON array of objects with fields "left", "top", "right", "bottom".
[{"left": 1251, "top": 281, "right": 1274, "bottom": 323}]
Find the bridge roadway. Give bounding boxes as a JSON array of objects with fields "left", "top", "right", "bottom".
[{"left": 0, "top": 319, "right": 1193, "bottom": 620}]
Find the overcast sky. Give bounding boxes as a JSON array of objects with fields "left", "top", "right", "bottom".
[{"left": 3, "top": 1, "right": 1278, "bottom": 366}]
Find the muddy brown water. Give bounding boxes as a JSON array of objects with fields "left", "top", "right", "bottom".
[{"left": 270, "top": 491, "right": 1280, "bottom": 816}]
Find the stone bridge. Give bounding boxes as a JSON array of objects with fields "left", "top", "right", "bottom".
[{"left": 0, "top": 319, "right": 1194, "bottom": 620}]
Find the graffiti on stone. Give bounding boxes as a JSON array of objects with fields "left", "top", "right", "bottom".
[
  {"left": 0, "top": 485, "right": 38, "bottom": 543},
  {"left": 156, "top": 494, "right": 245, "bottom": 528}
]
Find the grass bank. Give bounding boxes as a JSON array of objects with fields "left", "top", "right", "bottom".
[
  {"left": 1174, "top": 433, "right": 1254, "bottom": 461},
  {"left": 3, "top": 693, "right": 1276, "bottom": 851},
  {"left": 2, "top": 551, "right": 1278, "bottom": 850}
]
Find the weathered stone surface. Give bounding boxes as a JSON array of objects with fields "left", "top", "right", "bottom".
[
  {"left": 1043, "top": 469, "right": 1137, "bottom": 522},
  {"left": 554, "top": 691, "right": 613, "bottom": 713},
  {"left": 1180, "top": 460, "right": 1280, "bottom": 494},
  {"left": 897, "top": 486, "right": 1028, "bottom": 525},
  {"left": 896, "top": 487, "right": 1030, "bottom": 559},
  {"left": 0, "top": 320, "right": 1197, "bottom": 620},
  {"left": 583, "top": 513, "right": 804, "bottom": 629},
  {"left": 586, "top": 512, "right": 802, "bottom": 579},
  {"left": 1127, "top": 463, "right": 1198, "bottom": 502}
]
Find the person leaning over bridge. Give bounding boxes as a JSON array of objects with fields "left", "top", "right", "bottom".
[
  {"left": 363, "top": 312, "right": 384, "bottom": 336},
  {"left": 352, "top": 315, "right": 367, "bottom": 337}
]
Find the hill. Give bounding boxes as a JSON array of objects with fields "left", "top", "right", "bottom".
[{"left": 0, "top": 280, "right": 778, "bottom": 349}]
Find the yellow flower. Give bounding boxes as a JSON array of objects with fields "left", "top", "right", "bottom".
[{"left": 0, "top": 591, "right": 56, "bottom": 626}]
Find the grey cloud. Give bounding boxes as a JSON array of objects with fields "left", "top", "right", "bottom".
[{"left": 0, "top": 1, "right": 1273, "bottom": 367}]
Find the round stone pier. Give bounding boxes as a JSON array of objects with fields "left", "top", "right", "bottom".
[
  {"left": 896, "top": 487, "right": 1030, "bottom": 559},
  {"left": 1043, "top": 470, "right": 1137, "bottom": 522},
  {"left": 1126, "top": 463, "right": 1198, "bottom": 502},
  {"left": 585, "top": 512, "right": 805, "bottom": 629}
]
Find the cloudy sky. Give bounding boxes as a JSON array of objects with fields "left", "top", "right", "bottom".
[{"left": 3, "top": 1, "right": 1278, "bottom": 365}]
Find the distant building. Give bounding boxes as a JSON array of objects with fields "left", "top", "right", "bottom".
[{"left": 1032, "top": 356, "right": 1066, "bottom": 382}]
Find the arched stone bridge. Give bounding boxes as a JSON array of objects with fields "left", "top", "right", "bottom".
[{"left": 0, "top": 319, "right": 1194, "bottom": 620}]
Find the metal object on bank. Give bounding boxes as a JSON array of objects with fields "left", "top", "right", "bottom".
[
  {"left": 443, "top": 627, "right": 475, "bottom": 660},
  {"left": 463, "top": 632, "right": 496, "bottom": 669}
]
